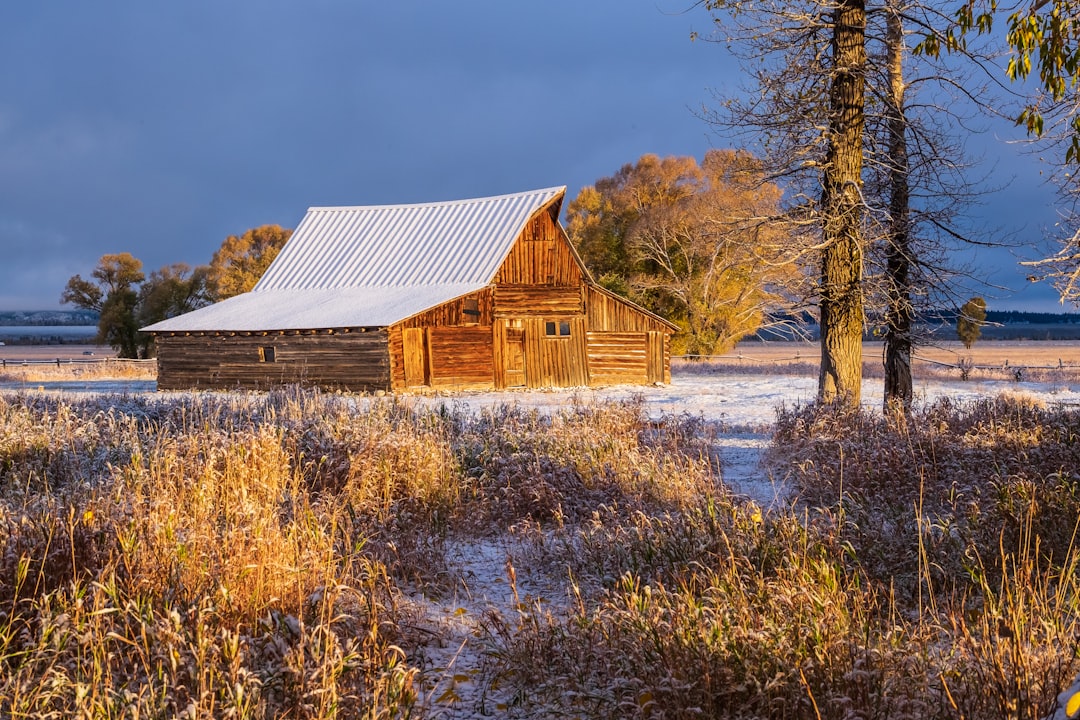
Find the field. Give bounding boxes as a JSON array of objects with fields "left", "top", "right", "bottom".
[{"left": 2, "top": 343, "right": 1080, "bottom": 718}]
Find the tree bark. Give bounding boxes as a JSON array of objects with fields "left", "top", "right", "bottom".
[
  {"left": 819, "top": 0, "right": 867, "bottom": 407},
  {"left": 883, "top": 0, "right": 914, "bottom": 410}
]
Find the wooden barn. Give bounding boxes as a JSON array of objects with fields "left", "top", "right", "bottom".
[{"left": 143, "top": 187, "right": 676, "bottom": 392}]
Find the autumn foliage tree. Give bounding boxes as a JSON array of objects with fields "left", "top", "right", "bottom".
[
  {"left": 567, "top": 150, "right": 800, "bottom": 355},
  {"left": 207, "top": 224, "right": 292, "bottom": 300},
  {"left": 61, "top": 253, "right": 146, "bottom": 358},
  {"left": 61, "top": 256, "right": 212, "bottom": 358},
  {"left": 956, "top": 296, "right": 987, "bottom": 348}
]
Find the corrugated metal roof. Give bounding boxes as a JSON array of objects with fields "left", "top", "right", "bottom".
[
  {"left": 142, "top": 284, "right": 487, "bottom": 333},
  {"left": 254, "top": 186, "right": 565, "bottom": 291},
  {"left": 143, "top": 186, "right": 566, "bottom": 333}
]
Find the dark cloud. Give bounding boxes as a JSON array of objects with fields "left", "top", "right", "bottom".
[{"left": 0, "top": 1, "right": 1067, "bottom": 311}]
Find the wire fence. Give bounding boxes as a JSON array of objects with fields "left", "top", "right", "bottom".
[
  {"left": 0, "top": 357, "right": 156, "bottom": 369},
  {"left": 675, "top": 351, "right": 1080, "bottom": 381}
]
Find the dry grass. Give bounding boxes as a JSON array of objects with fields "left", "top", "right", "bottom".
[
  {"left": 1, "top": 387, "right": 1079, "bottom": 718},
  {"left": 0, "top": 358, "right": 156, "bottom": 383}
]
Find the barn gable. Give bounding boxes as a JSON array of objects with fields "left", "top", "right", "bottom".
[{"left": 145, "top": 186, "right": 674, "bottom": 392}]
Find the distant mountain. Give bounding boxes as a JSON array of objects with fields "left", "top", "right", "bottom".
[{"left": 0, "top": 310, "right": 99, "bottom": 326}]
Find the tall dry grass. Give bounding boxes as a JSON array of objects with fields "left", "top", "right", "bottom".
[
  {"left": 3, "top": 387, "right": 1079, "bottom": 718},
  {"left": 483, "top": 396, "right": 1080, "bottom": 719}
]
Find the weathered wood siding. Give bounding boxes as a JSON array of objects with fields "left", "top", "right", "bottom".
[
  {"left": 493, "top": 285, "right": 583, "bottom": 316},
  {"left": 584, "top": 286, "right": 672, "bottom": 333},
  {"left": 427, "top": 326, "right": 494, "bottom": 389},
  {"left": 155, "top": 331, "right": 390, "bottom": 391},
  {"left": 494, "top": 209, "right": 584, "bottom": 286},
  {"left": 397, "top": 289, "right": 493, "bottom": 329},
  {"left": 522, "top": 317, "right": 589, "bottom": 387},
  {"left": 583, "top": 287, "right": 673, "bottom": 386},
  {"left": 586, "top": 332, "right": 648, "bottom": 386}
]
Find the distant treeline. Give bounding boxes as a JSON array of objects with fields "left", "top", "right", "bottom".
[
  {"left": 920, "top": 309, "right": 1080, "bottom": 325},
  {"left": 0, "top": 310, "right": 99, "bottom": 326}
]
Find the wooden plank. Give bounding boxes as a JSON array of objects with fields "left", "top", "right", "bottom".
[
  {"left": 402, "top": 328, "right": 428, "bottom": 387},
  {"left": 493, "top": 211, "right": 585, "bottom": 286},
  {"left": 586, "top": 331, "right": 649, "bottom": 386},
  {"left": 154, "top": 331, "right": 392, "bottom": 391},
  {"left": 494, "top": 285, "right": 583, "bottom": 316},
  {"left": 427, "top": 326, "right": 494, "bottom": 387}
]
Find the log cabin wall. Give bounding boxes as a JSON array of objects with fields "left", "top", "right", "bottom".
[
  {"left": 583, "top": 286, "right": 673, "bottom": 385},
  {"left": 154, "top": 331, "right": 391, "bottom": 391}
]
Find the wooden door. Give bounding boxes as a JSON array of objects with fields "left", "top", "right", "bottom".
[
  {"left": 503, "top": 326, "right": 526, "bottom": 387},
  {"left": 402, "top": 327, "right": 429, "bottom": 387},
  {"left": 647, "top": 331, "right": 666, "bottom": 384}
]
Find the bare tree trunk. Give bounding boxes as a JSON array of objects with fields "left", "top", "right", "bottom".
[
  {"left": 819, "top": 0, "right": 867, "bottom": 407},
  {"left": 883, "top": 0, "right": 914, "bottom": 410}
]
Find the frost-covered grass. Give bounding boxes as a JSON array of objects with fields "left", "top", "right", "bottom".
[
  {"left": 0, "top": 358, "right": 156, "bottom": 383},
  {"left": 1, "top": 387, "right": 1079, "bottom": 718}
]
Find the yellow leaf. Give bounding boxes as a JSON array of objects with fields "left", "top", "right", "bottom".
[{"left": 1066, "top": 689, "right": 1080, "bottom": 718}]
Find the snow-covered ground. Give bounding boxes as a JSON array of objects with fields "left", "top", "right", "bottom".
[{"left": 407, "top": 371, "right": 1080, "bottom": 428}]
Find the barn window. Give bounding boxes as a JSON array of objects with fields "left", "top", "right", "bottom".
[
  {"left": 545, "top": 321, "right": 571, "bottom": 337},
  {"left": 462, "top": 297, "right": 480, "bottom": 325},
  {"left": 259, "top": 346, "right": 276, "bottom": 363}
]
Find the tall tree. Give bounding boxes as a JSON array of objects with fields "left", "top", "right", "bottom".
[
  {"left": 208, "top": 224, "right": 292, "bottom": 300},
  {"left": 136, "top": 263, "right": 212, "bottom": 357},
  {"left": 566, "top": 150, "right": 800, "bottom": 354},
  {"left": 818, "top": 0, "right": 869, "bottom": 406},
  {"left": 882, "top": 0, "right": 915, "bottom": 408},
  {"left": 700, "top": 0, "right": 868, "bottom": 405},
  {"left": 61, "top": 253, "right": 145, "bottom": 358},
  {"left": 699, "top": 0, "right": 1004, "bottom": 408}
]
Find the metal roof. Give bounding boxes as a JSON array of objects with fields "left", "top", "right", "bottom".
[
  {"left": 254, "top": 186, "right": 565, "bottom": 291},
  {"left": 143, "top": 186, "right": 565, "bottom": 332},
  {"left": 141, "top": 284, "right": 487, "bottom": 332}
]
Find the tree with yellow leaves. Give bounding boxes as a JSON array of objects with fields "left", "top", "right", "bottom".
[
  {"left": 567, "top": 150, "right": 803, "bottom": 355},
  {"left": 207, "top": 224, "right": 292, "bottom": 300}
]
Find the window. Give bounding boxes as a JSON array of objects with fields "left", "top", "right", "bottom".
[
  {"left": 544, "top": 320, "right": 571, "bottom": 337},
  {"left": 259, "top": 346, "right": 276, "bottom": 363},
  {"left": 462, "top": 297, "right": 480, "bottom": 325}
]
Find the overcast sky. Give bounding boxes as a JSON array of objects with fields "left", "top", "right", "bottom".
[{"left": 0, "top": 1, "right": 1067, "bottom": 313}]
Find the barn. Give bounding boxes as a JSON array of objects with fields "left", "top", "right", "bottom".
[{"left": 143, "top": 186, "right": 676, "bottom": 392}]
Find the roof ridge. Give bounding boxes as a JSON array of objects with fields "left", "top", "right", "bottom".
[{"left": 304, "top": 185, "right": 566, "bottom": 212}]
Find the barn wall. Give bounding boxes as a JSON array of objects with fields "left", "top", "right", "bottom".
[
  {"left": 389, "top": 290, "right": 497, "bottom": 391},
  {"left": 584, "top": 286, "right": 672, "bottom": 333},
  {"left": 521, "top": 317, "right": 589, "bottom": 388},
  {"left": 583, "top": 286, "right": 673, "bottom": 386},
  {"left": 397, "top": 288, "right": 494, "bottom": 329},
  {"left": 493, "top": 285, "right": 583, "bottom": 316},
  {"left": 154, "top": 331, "right": 390, "bottom": 391},
  {"left": 493, "top": 210, "right": 584, "bottom": 286}
]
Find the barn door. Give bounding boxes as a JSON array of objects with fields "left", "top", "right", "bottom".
[
  {"left": 647, "top": 331, "right": 666, "bottom": 384},
  {"left": 402, "top": 327, "right": 429, "bottom": 387},
  {"left": 503, "top": 324, "right": 526, "bottom": 388}
]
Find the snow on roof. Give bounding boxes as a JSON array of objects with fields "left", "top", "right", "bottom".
[
  {"left": 143, "top": 186, "right": 566, "bottom": 332},
  {"left": 141, "top": 283, "right": 487, "bottom": 333}
]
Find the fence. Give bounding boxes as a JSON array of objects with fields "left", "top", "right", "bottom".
[
  {"left": 0, "top": 357, "right": 156, "bottom": 369},
  {"left": 676, "top": 351, "right": 1080, "bottom": 382}
]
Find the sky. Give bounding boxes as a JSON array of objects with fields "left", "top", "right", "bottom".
[{"left": 0, "top": 1, "right": 1069, "bottom": 313}]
